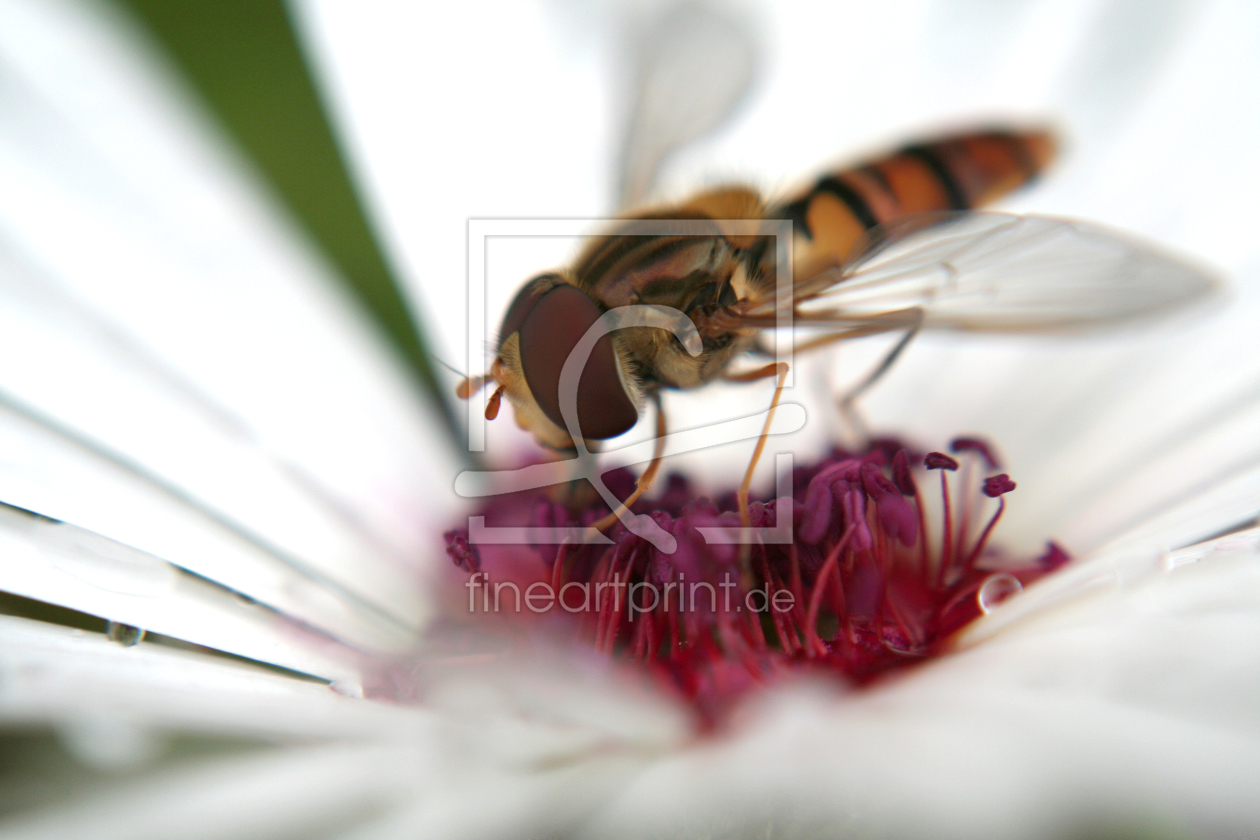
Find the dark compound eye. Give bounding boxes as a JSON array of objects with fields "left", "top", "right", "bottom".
[
  {"left": 518, "top": 284, "right": 638, "bottom": 440},
  {"left": 497, "top": 274, "right": 560, "bottom": 350}
]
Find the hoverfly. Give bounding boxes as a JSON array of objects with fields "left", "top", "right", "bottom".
[
  {"left": 456, "top": 6, "right": 1216, "bottom": 537},
  {"left": 457, "top": 126, "right": 1216, "bottom": 533}
]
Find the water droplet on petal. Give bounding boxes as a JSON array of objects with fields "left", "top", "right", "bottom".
[
  {"left": 977, "top": 573, "right": 1023, "bottom": 614},
  {"left": 105, "top": 621, "right": 144, "bottom": 647}
]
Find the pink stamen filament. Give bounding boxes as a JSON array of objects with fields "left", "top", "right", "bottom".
[
  {"left": 937, "top": 470, "right": 954, "bottom": 589},
  {"left": 963, "top": 496, "right": 1007, "bottom": 573},
  {"left": 912, "top": 483, "right": 929, "bottom": 580},
  {"left": 550, "top": 539, "right": 568, "bottom": 591},
  {"left": 806, "top": 523, "right": 857, "bottom": 657},
  {"left": 760, "top": 552, "right": 794, "bottom": 654},
  {"left": 447, "top": 442, "right": 1067, "bottom": 725},
  {"left": 955, "top": 459, "right": 974, "bottom": 568}
]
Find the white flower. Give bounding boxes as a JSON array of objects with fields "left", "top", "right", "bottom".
[{"left": 1, "top": 1, "right": 1259, "bottom": 839}]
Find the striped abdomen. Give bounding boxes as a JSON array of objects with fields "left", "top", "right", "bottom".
[{"left": 775, "top": 129, "right": 1055, "bottom": 271}]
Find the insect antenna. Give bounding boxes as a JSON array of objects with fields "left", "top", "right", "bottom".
[
  {"left": 433, "top": 356, "right": 471, "bottom": 379},
  {"left": 435, "top": 356, "right": 491, "bottom": 401}
]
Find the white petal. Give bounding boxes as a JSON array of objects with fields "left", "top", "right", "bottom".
[
  {"left": 0, "top": 616, "right": 684, "bottom": 840},
  {"left": 0, "top": 742, "right": 429, "bottom": 840},
  {"left": 5, "top": 2, "right": 1260, "bottom": 838},
  {"left": 0, "top": 615, "right": 432, "bottom": 739},
  {"left": 583, "top": 535, "right": 1260, "bottom": 839},
  {"left": 0, "top": 405, "right": 412, "bottom": 654},
  {"left": 0, "top": 509, "right": 365, "bottom": 680},
  {"left": 0, "top": 0, "right": 461, "bottom": 649}
]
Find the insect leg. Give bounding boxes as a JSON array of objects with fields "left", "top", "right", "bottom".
[
  {"left": 591, "top": 394, "right": 667, "bottom": 532},
  {"left": 725, "top": 361, "right": 787, "bottom": 384},
  {"left": 838, "top": 308, "right": 924, "bottom": 440},
  {"left": 730, "top": 361, "right": 791, "bottom": 535}
]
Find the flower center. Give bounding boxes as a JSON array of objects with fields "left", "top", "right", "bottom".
[{"left": 445, "top": 438, "right": 1068, "bottom": 724}]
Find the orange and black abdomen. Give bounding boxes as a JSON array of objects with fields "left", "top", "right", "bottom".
[{"left": 775, "top": 129, "right": 1056, "bottom": 268}]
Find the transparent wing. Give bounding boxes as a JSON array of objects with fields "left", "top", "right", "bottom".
[
  {"left": 750, "top": 212, "right": 1220, "bottom": 331},
  {"left": 615, "top": 1, "right": 758, "bottom": 209}
]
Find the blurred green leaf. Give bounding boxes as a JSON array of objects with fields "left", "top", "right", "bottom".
[{"left": 114, "top": 0, "right": 442, "bottom": 407}]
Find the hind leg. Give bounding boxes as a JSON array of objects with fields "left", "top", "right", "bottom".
[
  {"left": 726, "top": 361, "right": 791, "bottom": 532},
  {"left": 837, "top": 316, "right": 922, "bottom": 442}
]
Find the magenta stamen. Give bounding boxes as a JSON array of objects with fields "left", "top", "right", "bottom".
[
  {"left": 955, "top": 457, "right": 974, "bottom": 568},
  {"left": 829, "top": 559, "right": 846, "bottom": 627},
  {"left": 884, "top": 592, "right": 918, "bottom": 650},
  {"left": 937, "top": 577, "right": 986, "bottom": 618},
  {"left": 911, "top": 481, "right": 929, "bottom": 578},
  {"left": 1038, "top": 541, "right": 1070, "bottom": 571},
  {"left": 631, "top": 614, "right": 645, "bottom": 659},
  {"left": 950, "top": 437, "right": 1002, "bottom": 469},
  {"left": 936, "top": 469, "right": 954, "bottom": 589},
  {"left": 788, "top": 543, "right": 805, "bottom": 608},
  {"left": 963, "top": 496, "right": 1006, "bottom": 572},
  {"left": 892, "top": 448, "right": 917, "bottom": 496},
  {"left": 746, "top": 589, "right": 767, "bottom": 650},
  {"left": 666, "top": 582, "right": 681, "bottom": 653},
  {"left": 592, "top": 555, "right": 613, "bottom": 650},
  {"left": 757, "top": 550, "right": 782, "bottom": 648},
  {"left": 551, "top": 539, "right": 568, "bottom": 591},
  {"left": 806, "top": 523, "right": 857, "bottom": 657},
  {"left": 801, "top": 478, "right": 834, "bottom": 544},
  {"left": 602, "top": 576, "right": 624, "bottom": 654},
  {"left": 448, "top": 435, "right": 1070, "bottom": 725},
  {"left": 443, "top": 529, "right": 479, "bottom": 572},
  {"left": 984, "top": 474, "right": 1017, "bottom": 497},
  {"left": 862, "top": 464, "right": 912, "bottom": 538},
  {"left": 716, "top": 611, "right": 743, "bottom": 662},
  {"left": 769, "top": 585, "right": 797, "bottom": 654},
  {"left": 599, "top": 559, "right": 629, "bottom": 653},
  {"left": 870, "top": 504, "right": 889, "bottom": 647}
]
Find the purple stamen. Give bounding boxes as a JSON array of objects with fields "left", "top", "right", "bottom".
[
  {"left": 891, "top": 448, "right": 917, "bottom": 496},
  {"left": 925, "top": 451, "right": 959, "bottom": 471},
  {"left": 983, "top": 474, "right": 1017, "bottom": 497},
  {"left": 861, "top": 462, "right": 919, "bottom": 547},
  {"left": 964, "top": 494, "right": 1009, "bottom": 572},
  {"left": 445, "top": 436, "right": 1069, "bottom": 727},
  {"left": 1038, "top": 541, "right": 1070, "bottom": 570},
  {"left": 951, "top": 437, "right": 1002, "bottom": 469},
  {"left": 443, "top": 528, "right": 479, "bottom": 572},
  {"left": 800, "top": 476, "right": 834, "bottom": 544}
]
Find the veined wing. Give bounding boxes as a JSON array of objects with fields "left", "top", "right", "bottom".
[
  {"left": 615, "top": 1, "right": 758, "bottom": 209},
  {"left": 753, "top": 212, "right": 1220, "bottom": 331}
]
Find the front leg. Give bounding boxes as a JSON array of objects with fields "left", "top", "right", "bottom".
[
  {"left": 724, "top": 362, "right": 791, "bottom": 542},
  {"left": 591, "top": 393, "right": 666, "bottom": 532}
]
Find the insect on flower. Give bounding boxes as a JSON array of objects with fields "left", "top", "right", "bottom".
[
  {"left": 455, "top": 6, "right": 1217, "bottom": 541},
  {"left": 456, "top": 126, "right": 1217, "bottom": 532},
  {"left": 440, "top": 0, "right": 1238, "bottom": 739}
]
